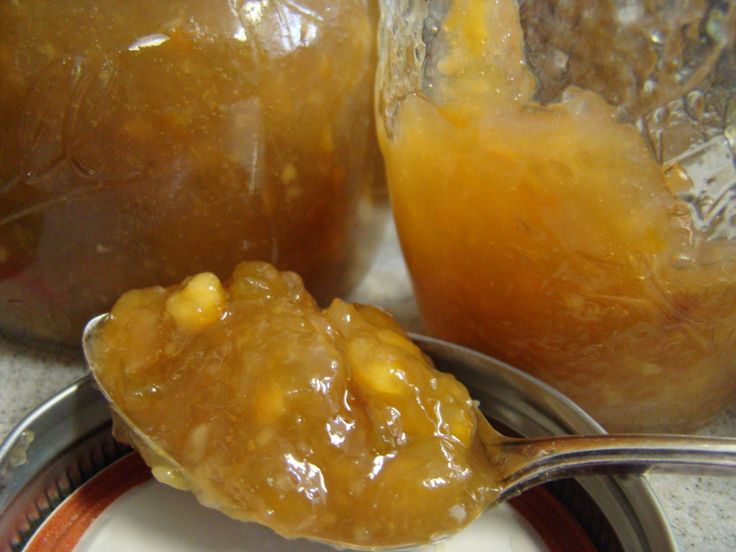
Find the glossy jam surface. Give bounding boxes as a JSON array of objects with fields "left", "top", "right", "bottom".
[
  {"left": 87, "top": 262, "right": 497, "bottom": 548},
  {"left": 0, "top": 0, "right": 385, "bottom": 346},
  {"left": 380, "top": 0, "right": 736, "bottom": 431}
]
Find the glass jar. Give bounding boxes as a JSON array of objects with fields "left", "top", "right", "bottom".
[
  {"left": 0, "top": 0, "right": 386, "bottom": 347},
  {"left": 377, "top": 0, "right": 736, "bottom": 432}
]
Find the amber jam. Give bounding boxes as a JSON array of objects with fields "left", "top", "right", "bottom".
[
  {"left": 379, "top": 0, "right": 736, "bottom": 431},
  {"left": 0, "top": 0, "right": 385, "bottom": 346},
  {"left": 88, "top": 261, "right": 498, "bottom": 548}
]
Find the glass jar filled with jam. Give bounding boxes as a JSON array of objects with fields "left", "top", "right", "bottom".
[
  {"left": 0, "top": 0, "right": 386, "bottom": 346},
  {"left": 377, "top": 0, "right": 736, "bottom": 432}
]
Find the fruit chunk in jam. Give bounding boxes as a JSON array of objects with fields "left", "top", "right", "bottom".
[{"left": 86, "top": 261, "right": 497, "bottom": 548}]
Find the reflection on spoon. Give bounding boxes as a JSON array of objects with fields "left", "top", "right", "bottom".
[{"left": 83, "top": 261, "right": 736, "bottom": 550}]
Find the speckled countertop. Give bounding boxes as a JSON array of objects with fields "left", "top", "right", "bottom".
[{"left": 1, "top": 221, "right": 734, "bottom": 551}]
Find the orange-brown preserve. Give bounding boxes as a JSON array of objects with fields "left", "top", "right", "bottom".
[
  {"left": 87, "top": 261, "right": 498, "bottom": 548},
  {"left": 379, "top": 0, "right": 736, "bottom": 432},
  {"left": 0, "top": 0, "right": 385, "bottom": 346}
]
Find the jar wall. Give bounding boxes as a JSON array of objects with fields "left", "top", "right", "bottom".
[{"left": 0, "top": 0, "right": 387, "bottom": 346}]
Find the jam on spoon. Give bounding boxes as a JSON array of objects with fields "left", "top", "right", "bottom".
[
  {"left": 84, "top": 261, "right": 502, "bottom": 549},
  {"left": 83, "top": 261, "right": 736, "bottom": 549}
]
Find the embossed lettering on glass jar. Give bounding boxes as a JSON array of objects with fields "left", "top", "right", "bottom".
[{"left": 0, "top": 0, "right": 386, "bottom": 346}]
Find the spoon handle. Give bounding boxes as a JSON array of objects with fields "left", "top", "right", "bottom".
[{"left": 497, "top": 434, "right": 736, "bottom": 498}]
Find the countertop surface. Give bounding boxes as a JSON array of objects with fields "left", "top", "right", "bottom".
[{"left": 1, "top": 221, "right": 734, "bottom": 551}]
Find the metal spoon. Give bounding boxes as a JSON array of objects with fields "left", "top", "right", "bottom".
[
  {"left": 474, "top": 413, "right": 736, "bottom": 504},
  {"left": 82, "top": 314, "right": 736, "bottom": 549}
]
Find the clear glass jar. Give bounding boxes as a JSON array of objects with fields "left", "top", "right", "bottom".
[
  {"left": 377, "top": 0, "right": 736, "bottom": 432},
  {"left": 0, "top": 0, "right": 386, "bottom": 347}
]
